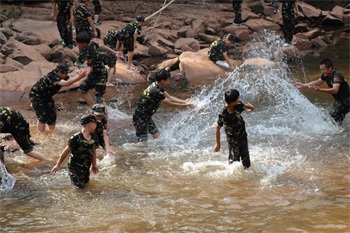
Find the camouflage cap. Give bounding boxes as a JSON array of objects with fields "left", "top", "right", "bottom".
[
  {"left": 56, "top": 63, "right": 72, "bottom": 73},
  {"left": 80, "top": 114, "right": 98, "bottom": 125}
]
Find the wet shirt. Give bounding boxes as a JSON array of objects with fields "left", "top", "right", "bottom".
[
  {"left": 73, "top": 5, "right": 91, "bottom": 32},
  {"left": 103, "top": 30, "right": 121, "bottom": 48},
  {"left": 55, "top": 0, "right": 73, "bottom": 15},
  {"left": 0, "top": 107, "right": 28, "bottom": 133},
  {"left": 208, "top": 39, "right": 228, "bottom": 62},
  {"left": 134, "top": 82, "right": 166, "bottom": 116},
  {"left": 217, "top": 101, "right": 247, "bottom": 139},
  {"left": 95, "top": 117, "right": 107, "bottom": 148},
  {"left": 321, "top": 69, "right": 350, "bottom": 102},
  {"left": 84, "top": 41, "right": 106, "bottom": 71},
  {"left": 29, "top": 71, "right": 64, "bottom": 99},
  {"left": 121, "top": 22, "right": 141, "bottom": 39},
  {"left": 68, "top": 132, "right": 99, "bottom": 168}
]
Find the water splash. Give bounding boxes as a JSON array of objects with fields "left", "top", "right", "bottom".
[
  {"left": 161, "top": 31, "right": 341, "bottom": 148},
  {"left": 0, "top": 161, "right": 16, "bottom": 191}
]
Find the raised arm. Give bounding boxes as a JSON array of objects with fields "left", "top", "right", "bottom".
[
  {"left": 58, "top": 67, "right": 91, "bottom": 87},
  {"left": 294, "top": 78, "right": 324, "bottom": 89}
]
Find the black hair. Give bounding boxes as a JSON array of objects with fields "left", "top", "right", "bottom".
[
  {"left": 224, "top": 89, "right": 240, "bottom": 104},
  {"left": 155, "top": 69, "right": 170, "bottom": 82},
  {"left": 136, "top": 15, "right": 145, "bottom": 22},
  {"left": 76, "top": 31, "right": 91, "bottom": 44},
  {"left": 319, "top": 58, "right": 333, "bottom": 69}
]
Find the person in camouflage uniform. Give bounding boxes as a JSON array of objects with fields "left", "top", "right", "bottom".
[
  {"left": 0, "top": 107, "right": 47, "bottom": 163},
  {"left": 294, "top": 58, "right": 350, "bottom": 125},
  {"left": 280, "top": 0, "right": 298, "bottom": 44},
  {"left": 52, "top": 0, "right": 74, "bottom": 49},
  {"left": 120, "top": 15, "right": 145, "bottom": 70},
  {"left": 133, "top": 69, "right": 195, "bottom": 142},
  {"left": 72, "top": 0, "right": 97, "bottom": 38},
  {"left": 208, "top": 33, "right": 236, "bottom": 69},
  {"left": 76, "top": 31, "right": 118, "bottom": 106},
  {"left": 232, "top": 0, "right": 243, "bottom": 24},
  {"left": 29, "top": 63, "right": 91, "bottom": 132},
  {"left": 91, "top": 104, "right": 115, "bottom": 157},
  {"left": 103, "top": 30, "right": 122, "bottom": 50},
  {"left": 213, "top": 89, "right": 255, "bottom": 168},
  {"left": 52, "top": 114, "right": 99, "bottom": 189}
]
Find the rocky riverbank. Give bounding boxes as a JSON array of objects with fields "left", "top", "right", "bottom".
[{"left": 0, "top": 0, "right": 349, "bottom": 105}]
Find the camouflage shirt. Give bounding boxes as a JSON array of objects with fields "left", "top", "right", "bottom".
[
  {"left": 281, "top": 0, "right": 295, "bottom": 17},
  {"left": 134, "top": 82, "right": 165, "bottom": 116},
  {"left": 208, "top": 39, "right": 228, "bottom": 62},
  {"left": 95, "top": 117, "right": 107, "bottom": 148},
  {"left": 321, "top": 69, "right": 350, "bottom": 102},
  {"left": 68, "top": 132, "right": 99, "bottom": 169},
  {"left": 103, "top": 30, "right": 121, "bottom": 49},
  {"left": 217, "top": 101, "right": 247, "bottom": 139},
  {"left": 82, "top": 41, "right": 107, "bottom": 73},
  {"left": 29, "top": 71, "right": 64, "bottom": 101},
  {"left": 55, "top": 0, "right": 73, "bottom": 15},
  {"left": 0, "top": 107, "right": 28, "bottom": 134},
  {"left": 121, "top": 21, "right": 141, "bottom": 39},
  {"left": 73, "top": 5, "right": 91, "bottom": 33}
]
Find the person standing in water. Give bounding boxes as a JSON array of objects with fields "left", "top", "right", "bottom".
[
  {"left": 294, "top": 58, "right": 350, "bottom": 125},
  {"left": 52, "top": 114, "right": 99, "bottom": 189},
  {"left": 132, "top": 68, "right": 196, "bottom": 142},
  {"left": 213, "top": 89, "right": 254, "bottom": 168}
]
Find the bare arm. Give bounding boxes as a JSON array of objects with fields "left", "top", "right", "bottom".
[
  {"left": 91, "top": 149, "right": 98, "bottom": 174},
  {"left": 312, "top": 83, "right": 340, "bottom": 94},
  {"left": 103, "top": 130, "right": 114, "bottom": 155},
  {"left": 57, "top": 67, "right": 91, "bottom": 87},
  {"left": 26, "top": 150, "right": 48, "bottom": 161},
  {"left": 87, "top": 17, "right": 97, "bottom": 37},
  {"left": 294, "top": 78, "right": 324, "bottom": 89},
  {"left": 51, "top": 145, "right": 71, "bottom": 173},
  {"left": 223, "top": 52, "right": 232, "bottom": 68},
  {"left": 164, "top": 91, "right": 189, "bottom": 104},
  {"left": 213, "top": 124, "right": 221, "bottom": 152},
  {"left": 245, "top": 102, "right": 255, "bottom": 112}
]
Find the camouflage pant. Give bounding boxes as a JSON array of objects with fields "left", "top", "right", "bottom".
[
  {"left": 30, "top": 98, "right": 57, "bottom": 125},
  {"left": 57, "top": 13, "right": 73, "bottom": 46},
  {"left": 93, "top": 1, "right": 102, "bottom": 15},
  {"left": 227, "top": 133, "right": 250, "bottom": 168},
  {"left": 68, "top": 161, "right": 91, "bottom": 189},
  {"left": 6, "top": 123, "right": 33, "bottom": 154},
  {"left": 330, "top": 99, "right": 350, "bottom": 124},
  {"left": 100, "top": 50, "right": 117, "bottom": 68},
  {"left": 132, "top": 113, "right": 159, "bottom": 142},
  {"left": 78, "top": 70, "right": 108, "bottom": 103},
  {"left": 121, "top": 36, "right": 135, "bottom": 52}
]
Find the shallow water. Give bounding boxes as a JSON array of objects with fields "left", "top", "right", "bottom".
[{"left": 1, "top": 33, "right": 349, "bottom": 233}]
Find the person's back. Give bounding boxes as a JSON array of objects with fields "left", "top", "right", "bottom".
[
  {"left": 218, "top": 102, "right": 247, "bottom": 139},
  {"left": 0, "top": 107, "right": 27, "bottom": 133},
  {"left": 134, "top": 82, "right": 165, "bottom": 117},
  {"left": 208, "top": 39, "right": 226, "bottom": 62},
  {"left": 103, "top": 30, "right": 121, "bottom": 49},
  {"left": 74, "top": 4, "right": 91, "bottom": 33},
  {"left": 30, "top": 71, "right": 63, "bottom": 99}
]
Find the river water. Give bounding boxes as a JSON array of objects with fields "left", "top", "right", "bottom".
[{"left": 1, "top": 33, "right": 349, "bottom": 232}]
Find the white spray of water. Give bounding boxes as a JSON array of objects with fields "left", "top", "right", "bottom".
[{"left": 0, "top": 161, "right": 16, "bottom": 191}]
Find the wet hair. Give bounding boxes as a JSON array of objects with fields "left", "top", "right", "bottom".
[
  {"left": 224, "top": 89, "right": 240, "bottom": 104},
  {"left": 319, "top": 58, "right": 333, "bottom": 69},
  {"left": 155, "top": 69, "right": 171, "bottom": 82},
  {"left": 76, "top": 31, "right": 91, "bottom": 44}
]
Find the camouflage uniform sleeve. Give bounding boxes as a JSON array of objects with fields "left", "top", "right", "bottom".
[{"left": 217, "top": 110, "right": 225, "bottom": 127}]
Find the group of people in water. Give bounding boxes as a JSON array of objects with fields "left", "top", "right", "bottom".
[{"left": 0, "top": 0, "right": 349, "bottom": 189}]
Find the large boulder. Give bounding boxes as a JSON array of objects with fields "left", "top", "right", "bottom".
[{"left": 178, "top": 48, "right": 231, "bottom": 81}]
